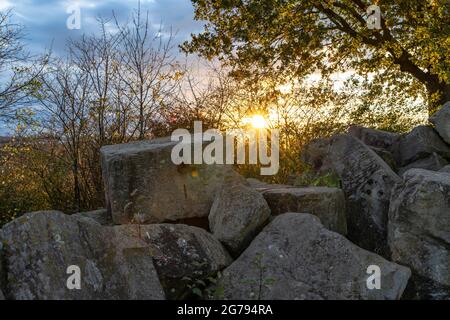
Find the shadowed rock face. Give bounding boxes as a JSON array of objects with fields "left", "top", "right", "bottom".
[
  {"left": 216, "top": 213, "right": 411, "bottom": 300},
  {"left": 348, "top": 125, "right": 400, "bottom": 151},
  {"left": 0, "top": 211, "right": 165, "bottom": 300},
  {"left": 114, "top": 224, "right": 232, "bottom": 300},
  {"left": 72, "top": 209, "right": 112, "bottom": 226},
  {"left": 0, "top": 211, "right": 232, "bottom": 300},
  {"left": 303, "top": 134, "right": 401, "bottom": 257},
  {"left": 393, "top": 125, "right": 450, "bottom": 167},
  {"left": 430, "top": 101, "right": 450, "bottom": 145},
  {"left": 100, "top": 138, "right": 244, "bottom": 225},
  {"left": 388, "top": 169, "right": 450, "bottom": 299},
  {"left": 209, "top": 182, "right": 271, "bottom": 257},
  {"left": 254, "top": 184, "right": 347, "bottom": 235},
  {"left": 397, "top": 152, "right": 448, "bottom": 176}
]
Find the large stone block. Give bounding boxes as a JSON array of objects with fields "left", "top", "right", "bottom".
[
  {"left": 209, "top": 182, "right": 271, "bottom": 256},
  {"left": 430, "top": 101, "right": 450, "bottom": 145},
  {"left": 255, "top": 184, "right": 347, "bottom": 235},
  {"left": 348, "top": 125, "right": 400, "bottom": 150},
  {"left": 388, "top": 169, "right": 450, "bottom": 299},
  {"left": 101, "top": 138, "right": 243, "bottom": 224},
  {"left": 393, "top": 126, "right": 450, "bottom": 167},
  {"left": 216, "top": 213, "right": 411, "bottom": 300},
  {"left": 0, "top": 211, "right": 165, "bottom": 300},
  {"left": 329, "top": 134, "right": 401, "bottom": 256}
]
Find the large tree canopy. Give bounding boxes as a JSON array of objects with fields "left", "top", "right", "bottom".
[{"left": 183, "top": 0, "right": 450, "bottom": 113}]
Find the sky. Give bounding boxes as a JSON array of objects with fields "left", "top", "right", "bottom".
[
  {"left": 0, "top": 0, "right": 203, "bottom": 55},
  {"left": 0, "top": 0, "right": 205, "bottom": 135}
]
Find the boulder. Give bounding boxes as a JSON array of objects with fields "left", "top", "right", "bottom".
[
  {"left": 430, "top": 101, "right": 450, "bottom": 145},
  {"left": 397, "top": 152, "right": 448, "bottom": 176},
  {"left": 393, "top": 126, "right": 450, "bottom": 167},
  {"left": 216, "top": 213, "right": 411, "bottom": 300},
  {"left": 370, "top": 147, "right": 397, "bottom": 171},
  {"left": 388, "top": 169, "right": 450, "bottom": 299},
  {"left": 246, "top": 178, "right": 270, "bottom": 188},
  {"left": 115, "top": 224, "right": 232, "bottom": 300},
  {"left": 255, "top": 185, "right": 347, "bottom": 235},
  {"left": 101, "top": 138, "right": 244, "bottom": 225},
  {"left": 300, "top": 137, "right": 333, "bottom": 173},
  {"left": 72, "top": 208, "right": 113, "bottom": 226},
  {"left": 312, "top": 134, "right": 401, "bottom": 257},
  {"left": 209, "top": 183, "right": 271, "bottom": 256},
  {"left": 439, "top": 165, "right": 450, "bottom": 173},
  {"left": 0, "top": 211, "right": 165, "bottom": 300},
  {"left": 348, "top": 125, "right": 400, "bottom": 150}
]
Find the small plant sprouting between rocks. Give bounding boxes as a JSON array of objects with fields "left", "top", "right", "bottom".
[
  {"left": 291, "top": 167, "right": 341, "bottom": 188},
  {"left": 238, "top": 253, "right": 276, "bottom": 300},
  {"left": 183, "top": 269, "right": 225, "bottom": 300}
]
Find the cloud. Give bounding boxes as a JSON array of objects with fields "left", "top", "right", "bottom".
[{"left": 4, "top": 0, "right": 203, "bottom": 56}]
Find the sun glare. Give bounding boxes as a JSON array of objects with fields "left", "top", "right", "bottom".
[{"left": 242, "top": 115, "right": 268, "bottom": 129}]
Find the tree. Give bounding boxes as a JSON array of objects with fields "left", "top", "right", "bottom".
[
  {"left": 114, "top": 4, "right": 179, "bottom": 139},
  {"left": 0, "top": 10, "right": 46, "bottom": 121},
  {"left": 182, "top": 0, "right": 450, "bottom": 113}
]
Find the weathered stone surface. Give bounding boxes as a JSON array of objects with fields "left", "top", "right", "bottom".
[
  {"left": 209, "top": 183, "right": 271, "bottom": 256},
  {"left": 370, "top": 147, "right": 397, "bottom": 171},
  {"left": 101, "top": 138, "right": 244, "bottom": 224},
  {"left": 430, "top": 101, "right": 450, "bottom": 145},
  {"left": 300, "top": 137, "right": 333, "bottom": 173},
  {"left": 398, "top": 152, "right": 448, "bottom": 176},
  {"left": 115, "top": 224, "right": 233, "bottom": 299},
  {"left": 388, "top": 169, "right": 450, "bottom": 299},
  {"left": 246, "top": 178, "right": 270, "bottom": 188},
  {"left": 348, "top": 125, "right": 400, "bottom": 150},
  {"left": 216, "top": 213, "right": 411, "bottom": 300},
  {"left": 321, "top": 134, "right": 401, "bottom": 256},
  {"left": 0, "top": 211, "right": 165, "bottom": 300},
  {"left": 254, "top": 185, "right": 347, "bottom": 235},
  {"left": 393, "top": 126, "right": 450, "bottom": 166},
  {"left": 439, "top": 164, "right": 450, "bottom": 173},
  {"left": 73, "top": 208, "right": 113, "bottom": 226}
]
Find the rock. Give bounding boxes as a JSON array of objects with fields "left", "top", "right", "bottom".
[
  {"left": 348, "top": 125, "right": 400, "bottom": 150},
  {"left": 320, "top": 134, "right": 401, "bottom": 257},
  {"left": 255, "top": 185, "right": 347, "bottom": 235},
  {"left": 0, "top": 289, "right": 4, "bottom": 300},
  {"left": 72, "top": 208, "right": 113, "bottom": 226},
  {"left": 393, "top": 126, "right": 450, "bottom": 167},
  {"left": 216, "top": 213, "right": 411, "bottom": 300},
  {"left": 0, "top": 211, "right": 165, "bottom": 300},
  {"left": 388, "top": 169, "right": 450, "bottom": 299},
  {"left": 430, "top": 101, "right": 450, "bottom": 145},
  {"left": 101, "top": 138, "right": 244, "bottom": 225},
  {"left": 246, "top": 178, "right": 270, "bottom": 188},
  {"left": 397, "top": 152, "right": 448, "bottom": 176},
  {"left": 300, "top": 137, "right": 333, "bottom": 173},
  {"left": 115, "top": 223, "right": 233, "bottom": 299},
  {"left": 439, "top": 165, "right": 450, "bottom": 173},
  {"left": 209, "top": 183, "right": 271, "bottom": 256},
  {"left": 370, "top": 147, "right": 397, "bottom": 171}
]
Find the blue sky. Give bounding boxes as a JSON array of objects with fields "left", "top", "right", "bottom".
[
  {"left": 0, "top": 0, "right": 204, "bottom": 135},
  {"left": 1, "top": 0, "right": 203, "bottom": 55}
]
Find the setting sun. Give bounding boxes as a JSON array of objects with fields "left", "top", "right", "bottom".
[{"left": 242, "top": 114, "right": 268, "bottom": 129}]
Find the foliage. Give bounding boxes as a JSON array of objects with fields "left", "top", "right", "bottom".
[
  {"left": 0, "top": 139, "right": 74, "bottom": 226},
  {"left": 183, "top": 0, "right": 450, "bottom": 112}
]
